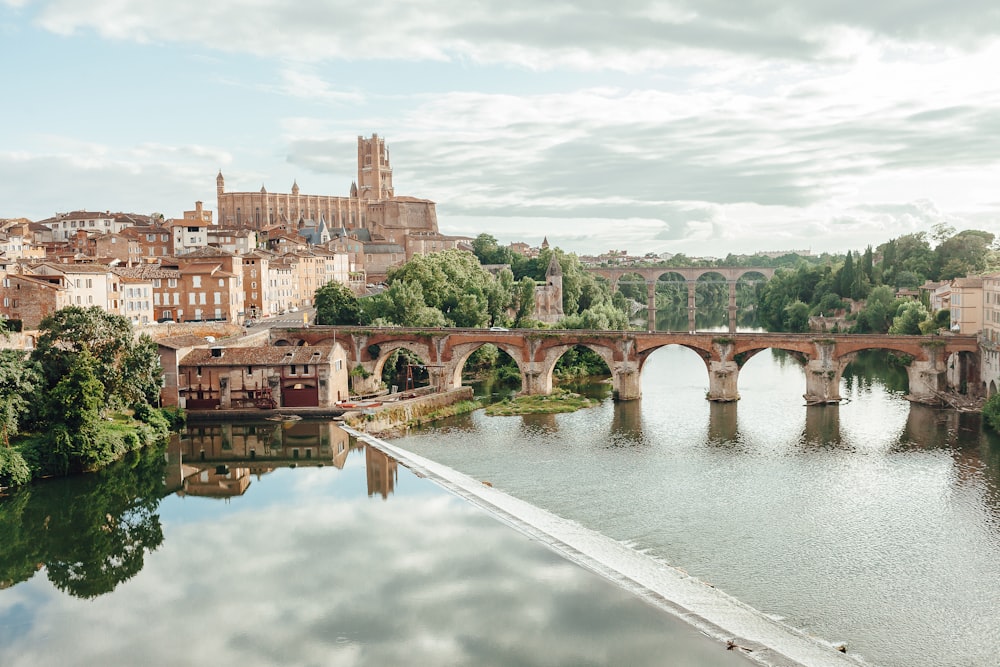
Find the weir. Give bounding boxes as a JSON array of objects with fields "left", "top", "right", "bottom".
[{"left": 348, "top": 425, "right": 867, "bottom": 667}]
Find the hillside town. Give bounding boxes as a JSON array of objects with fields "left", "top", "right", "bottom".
[{"left": 0, "top": 135, "right": 480, "bottom": 330}]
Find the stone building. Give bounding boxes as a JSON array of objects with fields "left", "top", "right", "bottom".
[
  {"left": 534, "top": 254, "right": 564, "bottom": 324},
  {"left": 215, "top": 134, "right": 438, "bottom": 248},
  {"left": 0, "top": 271, "right": 72, "bottom": 330},
  {"left": 177, "top": 345, "right": 348, "bottom": 409}
]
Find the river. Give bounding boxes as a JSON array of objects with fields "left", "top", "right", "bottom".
[
  {"left": 3, "top": 345, "right": 998, "bottom": 666},
  {"left": 391, "top": 346, "right": 1000, "bottom": 667}
]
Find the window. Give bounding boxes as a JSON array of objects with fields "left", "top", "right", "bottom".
[
  {"left": 214, "top": 292, "right": 221, "bottom": 304},
  {"left": 189, "top": 293, "right": 196, "bottom": 305},
  {"left": 199, "top": 293, "right": 206, "bottom": 305},
  {"left": 168, "top": 278, "right": 177, "bottom": 288},
  {"left": 218, "top": 278, "right": 224, "bottom": 287},
  {"left": 193, "top": 276, "right": 201, "bottom": 288}
]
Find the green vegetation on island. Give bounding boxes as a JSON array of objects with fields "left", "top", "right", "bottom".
[
  {"left": 0, "top": 306, "right": 180, "bottom": 489},
  {"left": 484, "top": 389, "right": 599, "bottom": 416}
]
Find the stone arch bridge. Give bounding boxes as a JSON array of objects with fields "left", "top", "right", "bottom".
[
  {"left": 271, "top": 327, "right": 979, "bottom": 406},
  {"left": 586, "top": 266, "right": 777, "bottom": 333}
]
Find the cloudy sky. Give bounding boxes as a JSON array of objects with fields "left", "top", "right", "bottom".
[{"left": 3, "top": 1, "right": 1000, "bottom": 257}]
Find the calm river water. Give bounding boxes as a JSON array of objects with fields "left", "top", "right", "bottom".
[
  {"left": 0, "top": 414, "right": 753, "bottom": 666},
  {"left": 3, "top": 345, "right": 999, "bottom": 666},
  {"left": 392, "top": 346, "right": 1000, "bottom": 667}
]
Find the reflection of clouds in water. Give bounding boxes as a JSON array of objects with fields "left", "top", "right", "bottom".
[{"left": 1, "top": 469, "right": 740, "bottom": 667}]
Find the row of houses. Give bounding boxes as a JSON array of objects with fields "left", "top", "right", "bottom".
[{"left": 0, "top": 243, "right": 352, "bottom": 330}]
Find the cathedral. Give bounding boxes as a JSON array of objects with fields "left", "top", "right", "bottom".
[{"left": 215, "top": 134, "right": 438, "bottom": 245}]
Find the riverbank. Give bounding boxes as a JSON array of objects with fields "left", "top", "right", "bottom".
[{"left": 349, "top": 425, "right": 867, "bottom": 667}]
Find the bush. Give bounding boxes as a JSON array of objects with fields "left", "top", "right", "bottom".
[
  {"left": 983, "top": 393, "right": 1000, "bottom": 433},
  {"left": 0, "top": 447, "right": 31, "bottom": 487}
]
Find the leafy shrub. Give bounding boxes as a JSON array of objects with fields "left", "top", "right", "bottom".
[
  {"left": 0, "top": 447, "right": 31, "bottom": 487},
  {"left": 983, "top": 393, "right": 1000, "bottom": 433}
]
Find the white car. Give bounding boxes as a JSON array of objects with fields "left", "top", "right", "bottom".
[{"left": 289, "top": 306, "right": 299, "bottom": 313}]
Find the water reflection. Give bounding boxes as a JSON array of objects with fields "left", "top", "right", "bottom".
[
  {"left": 366, "top": 445, "right": 398, "bottom": 499},
  {"left": 707, "top": 402, "right": 739, "bottom": 443},
  {"left": 609, "top": 399, "right": 647, "bottom": 446},
  {"left": 0, "top": 427, "right": 753, "bottom": 667},
  {"left": 802, "top": 405, "right": 842, "bottom": 448},
  {"left": 0, "top": 444, "right": 166, "bottom": 599}
]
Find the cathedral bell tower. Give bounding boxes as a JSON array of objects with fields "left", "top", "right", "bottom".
[{"left": 357, "top": 133, "right": 394, "bottom": 200}]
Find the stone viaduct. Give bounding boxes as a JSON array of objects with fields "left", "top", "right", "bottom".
[
  {"left": 271, "top": 327, "right": 980, "bottom": 406},
  {"left": 586, "top": 266, "right": 776, "bottom": 333}
]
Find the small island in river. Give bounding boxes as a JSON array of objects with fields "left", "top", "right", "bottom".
[{"left": 484, "top": 389, "right": 599, "bottom": 416}]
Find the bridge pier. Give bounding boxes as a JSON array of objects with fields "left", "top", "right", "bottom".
[
  {"left": 906, "top": 359, "right": 947, "bottom": 404},
  {"left": 728, "top": 281, "right": 737, "bottom": 334},
  {"left": 706, "top": 360, "right": 740, "bottom": 401},
  {"left": 646, "top": 282, "right": 657, "bottom": 332},
  {"left": 803, "top": 342, "right": 844, "bottom": 404},
  {"left": 687, "top": 281, "right": 697, "bottom": 333},
  {"left": 612, "top": 363, "right": 642, "bottom": 400},
  {"left": 520, "top": 366, "right": 552, "bottom": 396}
]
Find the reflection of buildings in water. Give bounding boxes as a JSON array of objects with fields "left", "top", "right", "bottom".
[
  {"left": 176, "top": 421, "right": 353, "bottom": 468},
  {"left": 181, "top": 464, "right": 253, "bottom": 498},
  {"left": 803, "top": 405, "right": 842, "bottom": 447},
  {"left": 365, "top": 446, "right": 398, "bottom": 499},
  {"left": 707, "top": 402, "right": 738, "bottom": 443},
  {"left": 902, "top": 405, "right": 960, "bottom": 450}
]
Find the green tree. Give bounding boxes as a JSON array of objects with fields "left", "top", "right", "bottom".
[
  {"left": 512, "top": 276, "right": 537, "bottom": 327},
  {"left": 889, "top": 301, "right": 930, "bottom": 335},
  {"left": 471, "top": 233, "right": 514, "bottom": 266},
  {"left": 0, "top": 350, "right": 40, "bottom": 446},
  {"left": 853, "top": 285, "right": 897, "bottom": 333},
  {"left": 783, "top": 300, "right": 811, "bottom": 332},
  {"left": 934, "top": 229, "right": 995, "bottom": 280},
  {"left": 386, "top": 250, "right": 499, "bottom": 327},
  {"left": 983, "top": 393, "right": 1000, "bottom": 433},
  {"left": 31, "top": 307, "right": 162, "bottom": 414},
  {"left": 314, "top": 281, "right": 361, "bottom": 325}
]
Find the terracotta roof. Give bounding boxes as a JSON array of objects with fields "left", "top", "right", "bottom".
[
  {"left": 180, "top": 346, "right": 334, "bottom": 366},
  {"left": 179, "top": 263, "right": 223, "bottom": 275},
  {"left": 157, "top": 335, "right": 213, "bottom": 350},
  {"left": 112, "top": 265, "right": 180, "bottom": 279}
]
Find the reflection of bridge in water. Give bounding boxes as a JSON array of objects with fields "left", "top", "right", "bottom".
[
  {"left": 275, "top": 328, "right": 979, "bottom": 406},
  {"left": 585, "top": 266, "right": 776, "bottom": 333}
]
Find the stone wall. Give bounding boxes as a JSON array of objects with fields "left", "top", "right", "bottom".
[{"left": 345, "top": 387, "right": 474, "bottom": 434}]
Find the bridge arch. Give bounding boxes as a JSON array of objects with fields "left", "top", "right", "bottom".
[
  {"left": 651, "top": 272, "right": 689, "bottom": 332},
  {"left": 530, "top": 339, "right": 620, "bottom": 398},
  {"left": 371, "top": 341, "right": 434, "bottom": 387},
  {"left": 445, "top": 342, "right": 526, "bottom": 393},
  {"left": 636, "top": 343, "right": 714, "bottom": 397}
]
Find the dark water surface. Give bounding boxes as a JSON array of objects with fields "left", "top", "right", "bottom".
[
  {"left": 392, "top": 347, "right": 1000, "bottom": 667},
  {"left": 0, "top": 420, "right": 752, "bottom": 666}
]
